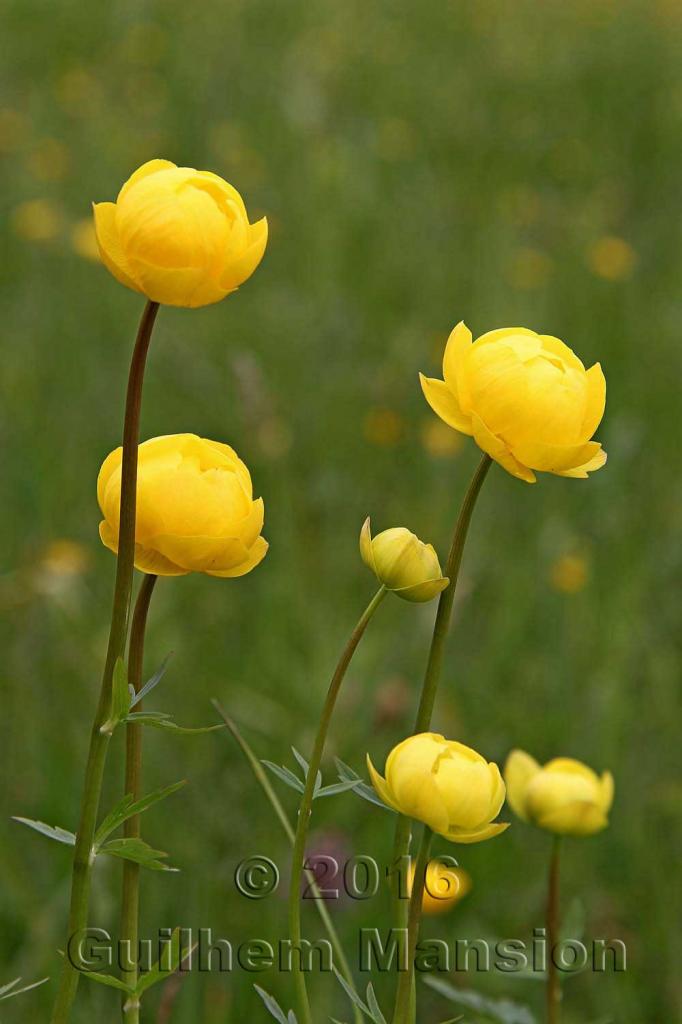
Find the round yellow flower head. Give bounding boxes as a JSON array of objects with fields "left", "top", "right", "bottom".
[
  {"left": 93, "top": 159, "right": 268, "bottom": 307},
  {"left": 360, "top": 518, "right": 448, "bottom": 603},
  {"left": 409, "top": 860, "right": 472, "bottom": 916},
  {"left": 97, "top": 434, "right": 268, "bottom": 578},
  {"left": 504, "top": 749, "right": 614, "bottom": 837},
  {"left": 420, "top": 322, "right": 606, "bottom": 483},
  {"left": 367, "top": 733, "right": 509, "bottom": 844}
]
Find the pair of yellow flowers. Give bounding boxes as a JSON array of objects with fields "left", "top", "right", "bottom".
[{"left": 94, "top": 159, "right": 612, "bottom": 838}]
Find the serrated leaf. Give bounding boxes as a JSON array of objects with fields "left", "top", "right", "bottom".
[
  {"left": 291, "top": 747, "right": 322, "bottom": 793},
  {"left": 425, "top": 977, "right": 536, "bottom": 1024},
  {"left": 99, "top": 837, "right": 177, "bottom": 872},
  {"left": 262, "top": 761, "right": 306, "bottom": 794},
  {"left": 12, "top": 817, "right": 76, "bottom": 846},
  {"left": 94, "top": 780, "right": 187, "bottom": 848},
  {"left": 315, "top": 780, "right": 362, "bottom": 799},
  {"left": 130, "top": 653, "right": 173, "bottom": 708},
  {"left": 334, "top": 759, "right": 393, "bottom": 811},
  {"left": 0, "top": 977, "right": 49, "bottom": 1001},
  {"left": 253, "top": 984, "right": 290, "bottom": 1024}
]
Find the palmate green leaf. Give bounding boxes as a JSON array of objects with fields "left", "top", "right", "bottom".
[
  {"left": 134, "top": 926, "right": 195, "bottom": 996},
  {"left": 335, "top": 759, "right": 392, "bottom": 811},
  {"left": 99, "top": 837, "right": 178, "bottom": 872},
  {"left": 93, "top": 780, "right": 187, "bottom": 848},
  {"left": 253, "top": 984, "right": 293, "bottom": 1024},
  {"left": 424, "top": 977, "right": 536, "bottom": 1024},
  {"left": 365, "top": 983, "right": 387, "bottom": 1024},
  {"left": 129, "top": 652, "right": 173, "bottom": 708},
  {"left": 315, "top": 780, "right": 362, "bottom": 799},
  {"left": 12, "top": 817, "right": 76, "bottom": 845},
  {"left": 0, "top": 977, "right": 49, "bottom": 1001}
]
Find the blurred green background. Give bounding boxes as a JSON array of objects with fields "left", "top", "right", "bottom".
[{"left": 1, "top": 0, "right": 680, "bottom": 1021}]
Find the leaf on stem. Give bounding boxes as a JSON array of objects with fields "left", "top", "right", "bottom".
[
  {"left": 134, "top": 926, "right": 196, "bottom": 997},
  {"left": 261, "top": 761, "right": 306, "bottom": 794},
  {"left": 123, "top": 712, "right": 225, "bottom": 735},
  {"left": 253, "top": 985, "right": 295, "bottom": 1024},
  {"left": 291, "top": 747, "right": 322, "bottom": 794},
  {"left": 334, "top": 759, "right": 393, "bottom": 810},
  {"left": 0, "top": 977, "right": 49, "bottom": 1002},
  {"left": 424, "top": 977, "right": 537, "bottom": 1024},
  {"left": 71, "top": 968, "right": 135, "bottom": 994},
  {"left": 93, "top": 780, "right": 187, "bottom": 848},
  {"left": 12, "top": 817, "right": 76, "bottom": 846},
  {"left": 129, "top": 652, "right": 173, "bottom": 708},
  {"left": 100, "top": 657, "right": 132, "bottom": 734},
  {"left": 99, "top": 837, "right": 178, "bottom": 872}
]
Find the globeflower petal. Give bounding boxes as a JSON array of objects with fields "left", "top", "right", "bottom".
[
  {"left": 117, "top": 159, "right": 178, "bottom": 202},
  {"left": 220, "top": 216, "right": 269, "bottom": 293},
  {"left": 207, "top": 536, "right": 269, "bottom": 578},
  {"left": 536, "top": 801, "right": 608, "bottom": 836},
  {"left": 366, "top": 756, "right": 400, "bottom": 812},
  {"left": 445, "top": 821, "right": 510, "bottom": 844},
  {"left": 471, "top": 413, "right": 536, "bottom": 483},
  {"left": 92, "top": 202, "right": 141, "bottom": 293},
  {"left": 579, "top": 363, "right": 607, "bottom": 441},
  {"left": 504, "top": 749, "right": 541, "bottom": 822},
  {"left": 555, "top": 446, "right": 607, "bottom": 478},
  {"left": 511, "top": 439, "right": 602, "bottom": 474},
  {"left": 442, "top": 321, "right": 472, "bottom": 396},
  {"left": 419, "top": 374, "right": 472, "bottom": 435}
]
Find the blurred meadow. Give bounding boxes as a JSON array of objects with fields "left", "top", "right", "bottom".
[{"left": 1, "top": 0, "right": 681, "bottom": 1020}]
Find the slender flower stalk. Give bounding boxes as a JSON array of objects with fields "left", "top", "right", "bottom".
[
  {"left": 120, "top": 573, "right": 158, "bottom": 1021},
  {"left": 390, "top": 454, "right": 492, "bottom": 924},
  {"left": 546, "top": 837, "right": 562, "bottom": 1024},
  {"left": 213, "top": 701, "right": 363, "bottom": 1024},
  {"left": 51, "top": 300, "right": 160, "bottom": 1024},
  {"left": 289, "top": 586, "right": 387, "bottom": 1024},
  {"left": 391, "top": 825, "right": 433, "bottom": 1024}
]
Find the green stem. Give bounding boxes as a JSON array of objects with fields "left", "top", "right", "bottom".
[
  {"left": 390, "top": 455, "right": 491, "bottom": 930},
  {"left": 288, "top": 586, "right": 387, "bottom": 1024},
  {"left": 51, "top": 300, "right": 160, "bottom": 1024},
  {"left": 120, "top": 574, "right": 158, "bottom": 1022},
  {"left": 391, "top": 826, "right": 433, "bottom": 1024},
  {"left": 546, "top": 836, "right": 562, "bottom": 1024},
  {"left": 212, "top": 701, "right": 364, "bottom": 1024}
]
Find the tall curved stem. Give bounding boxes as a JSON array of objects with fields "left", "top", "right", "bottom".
[
  {"left": 389, "top": 453, "right": 492, "bottom": 1010},
  {"left": 51, "top": 300, "right": 160, "bottom": 1024},
  {"left": 288, "top": 587, "right": 386, "bottom": 1024},
  {"left": 546, "top": 837, "right": 562, "bottom": 1024},
  {"left": 120, "top": 573, "right": 158, "bottom": 1021}
]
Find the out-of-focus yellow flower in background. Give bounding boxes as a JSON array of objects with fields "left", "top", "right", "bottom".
[
  {"left": 587, "top": 236, "right": 636, "bottom": 281},
  {"left": 26, "top": 138, "right": 70, "bottom": 182},
  {"left": 97, "top": 434, "right": 268, "bottom": 578},
  {"left": 421, "top": 321, "right": 607, "bottom": 483},
  {"left": 363, "top": 407, "right": 403, "bottom": 447},
  {"left": 505, "top": 749, "right": 613, "bottom": 836},
  {"left": 12, "top": 199, "right": 62, "bottom": 242},
  {"left": 360, "top": 518, "right": 448, "bottom": 602},
  {"left": 410, "top": 860, "right": 472, "bottom": 915},
  {"left": 420, "top": 417, "right": 464, "bottom": 458},
  {"left": 506, "top": 247, "right": 553, "bottom": 291},
  {"left": 70, "top": 219, "right": 100, "bottom": 261},
  {"left": 93, "top": 159, "right": 268, "bottom": 307},
  {"left": 368, "top": 732, "right": 509, "bottom": 843},
  {"left": 550, "top": 553, "right": 590, "bottom": 594}
]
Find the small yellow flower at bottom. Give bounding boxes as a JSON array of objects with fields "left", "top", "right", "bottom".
[
  {"left": 504, "top": 749, "right": 613, "bottom": 836},
  {"left": 97, "top": 433, "right": 268, "bottom": 578},
  {"left": 409, "top": 861, "right": 472, "bottom": 916},
  {"left": 368, "top": 733, "right": 509, "bottom": 844}
]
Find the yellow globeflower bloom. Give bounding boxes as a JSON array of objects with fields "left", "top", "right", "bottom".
[
  {"left": 409, "top": 860, "right": 472, "bottom": 916},
  {"left": 504, "top": 750, "right": 614, "bottom": 837},
  {"left": 97, "top": 434, "right": 268, "bottom": 577},
  {"left": 368, "top": 733, "right": 508, "bottom": 844},
  {"left": 420, "top": 321, "right": 606, "bottom": 483},
  {"left": 93, "top": 159, "right": 268, "bottom": 307},
  {"left": 360, "top": 518, "right": 448, "bottom": 602}
]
